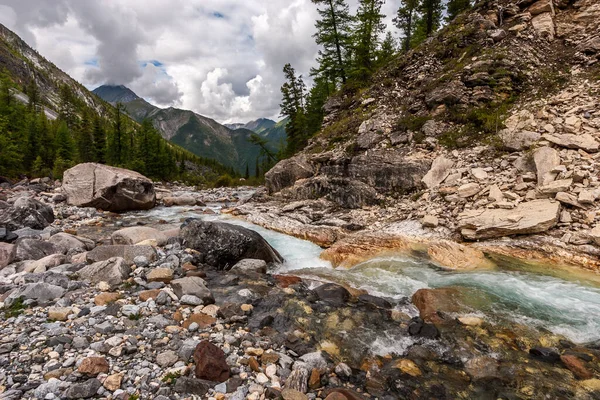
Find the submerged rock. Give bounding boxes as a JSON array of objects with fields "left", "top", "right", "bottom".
[
  {"left": 179, "top": 219, "right": 283, "bottom": 269},
  {"left": 62, "top": 163, "right": 156, "bottom": 212}
]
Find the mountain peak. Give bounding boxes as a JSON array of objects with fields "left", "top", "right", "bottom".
[{"left": 92, "top": 84, "right": 140, "bottom": 105}]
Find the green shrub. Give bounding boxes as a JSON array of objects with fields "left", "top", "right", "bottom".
[{"left": 213, "top": 174, "right": 234, "bottom": 188}]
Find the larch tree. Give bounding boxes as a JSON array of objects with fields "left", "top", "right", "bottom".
[
  {"left": 394, "top": 0, "right": 420, "bottom": 51},
  {"left": 311, "top": 0, "right": 353, "bottom": 85},
  {"left": 352, "top": 0, "right": 386, "bottom": 81}
]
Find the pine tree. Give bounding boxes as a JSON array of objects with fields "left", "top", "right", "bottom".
[
  {"left": 377, "top": 31, "right": 397, "bottom": 65},
  {"left": 311, "top": 0, "right": 353, "bottom": 85},
  {"left": 417, "top": 0, "right": 443, "bottom": 37},
  {"left": 77, "top": 111, "right": 95, "bottom": 163},
  {"left": 93, "top": 116, "right": 107, "bottom": 163},
  {"left": 280, "top": 64, "right": 309, "bottom": 155},
  {"left": 54, "top": 121, "right": 75, "bottom": 163},
  {"left": 446, "top": 0, "right": 471, "bottom": 22},
  {"left": 394, "top": 0, "right": 419, "bottom": 51},
  {"left": 108, "top": 102, "right": 127, "bottom": 165},
  {"left": 305, "top": 77, "right": 333, "bottom": 135},
  {"left": 351, "top": 0, "right": 386, "bottom": 81}
]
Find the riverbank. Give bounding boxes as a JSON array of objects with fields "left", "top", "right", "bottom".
[{"left": 2, "top": 181, "right": 600, "bottom": 399}]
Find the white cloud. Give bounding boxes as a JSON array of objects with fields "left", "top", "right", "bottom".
[{"left": 0, "top": 0, "right": 400, "bottom": 123}]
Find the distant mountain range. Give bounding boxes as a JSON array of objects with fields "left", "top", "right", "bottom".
[{"left": 93, "top": 85, "right": 286, "bottom": 175}]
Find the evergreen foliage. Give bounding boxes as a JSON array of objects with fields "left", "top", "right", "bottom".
[
  {"left": 0, "top": 69, "right": 235, "bottom": 184},
  {"left": 351, "top": 0, "right": 386, "bottom": 81}
]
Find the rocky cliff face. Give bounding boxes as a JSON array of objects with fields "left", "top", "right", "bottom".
[{"left": 263, "top": 0, "right": 600, "bottom": 257}]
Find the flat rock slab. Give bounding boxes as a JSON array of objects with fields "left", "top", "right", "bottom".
[
  {"left": 86, "top": 245, "right": 157, "bottom": 264},
  {"left": 458, "top": 199, "right": 560, "bottom": 240},
  {"left": 543, "top": 133, "right": 600, "bottom": 153}
]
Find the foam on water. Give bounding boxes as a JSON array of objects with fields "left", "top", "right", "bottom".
[{"left": 125, "top": 206, "right": 600, "bottom": 343}]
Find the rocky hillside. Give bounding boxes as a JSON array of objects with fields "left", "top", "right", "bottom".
[
  {"left": 258, "top": 0, "right": 600, "bottom": 268},
  {"left": 94, "top": 85, "right": 282, "bottom": 175},
  {"left": 0, "top": 24, "right": 108, "bottom": 116}
]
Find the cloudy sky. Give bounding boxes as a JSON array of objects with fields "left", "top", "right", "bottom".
[{"left": 0, "top": 0, "right": 399, "bottom": 124}]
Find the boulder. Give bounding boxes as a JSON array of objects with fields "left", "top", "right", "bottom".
[
  {"left": 193, "top": 341, "right": 230, "bottom": 382},
  {"left": 412, "top": 287, "right": 480, "bottom": 324},
  {"left": 111, "top": 227, "right": 167, "bottom": 246},
  {"left": 265, "top": 155, "right": 315, "bottom": 194},
  {"left": 282, "top": 176, "right": 380, "bottom": 209},
  {"left": 425, "top": 80, "right": 466, "bottom": 108},
  {"left": 86, "top": 245, "right": 157, "bottom": 264},
  {"left": 427, "top": 240, "right": 496, "bottom": 270},
  {"left": 531, "top": 12, "right": 555, "bottom": 40},
  {"left": 313, "top": 283, "right": 351, "bottom": 306},
  {"left": 533, "top": 147, "right": 560, "bottom": 186},
  {"left": 179, "top": 219, "right": 283, "bottom": 269},
  {"left": 5, "top": 282, "right": 65, "bottom": 306},
  {"left": 49, "top": 233, "right": 94, "bottom": 254},
  {"left": 27, "top": 254, "right": 66, "bottom": 273},
  {"left": 62, "top": 163, "right": 155, "bottom": 212},
  {"left": 163, "top": 196, "right": 198, "bottom": 207},
  {"left": 170, "top": 277, "right": 214, "bottom": 304},
  {"left": 499, "top": 129, "right": 541, "bottom": 151},
  {"left": 77, "top": 257, "right": 131, "bottom": 287},
  {"left": 0, "top": 197, "right": 54, "bottom": 231},
  {"left": 422, "top": 155, "right": 454, "bottom": 189},
  {"left": 542, "top": 133, "right": 600, "bottom": 153},
  {"left": 458, "top": 199, "right": 560, "bottom": 240},
  {"left": 0, "top": 243, "right": 16, "bottom": 268},
  {"left": 15, "top": 239, "right": 59, "bottom": 261},
  {"left": 231, "top": 259, "right": 268, "bottom": 274}
]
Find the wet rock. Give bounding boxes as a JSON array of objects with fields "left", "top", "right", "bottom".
[
  {"left": 427, "top": 240, "right": 495, "bottom": 270},
  {"left": 63, "top": 163, "right": 156, "bottom": 212},
  {"left": 193, "top": 340, "right": 230, "bottom": 382},
  {"left": 313, "top": 283, "right": 350, "bottom": 306},
  {"left": 163, "top": 196, "right": 198, "bottom": 206},
  {"left": 464, "top": 356, "right": 500, "bottom": 382},
  {"left": 0, "top": 197, "right": 54, "bottom": 231},
  {"left": 86, "top": 244, "right": 157, "bottom": 264},
  {"left": 63, "top": 378, "right": 102, "bottom": 399},
  {"left": 458, "top": 199, "right": 560, "bottom": 240},
  {"left": 394, "top": 359, "right": 422, "bottom": 377},
  {"left": 412, "top": 288, "right": 468, "bottom": 324},
  {"left": 180, "top": 219, "right": 283, "bottom": 269},
  {"left": 231, "top": 258, "right": 268, "bottom": 274},
  {"left": 265, "top": 155, "right": 315, "bottom": 194},
  {"left": 111, "top": 226, "right": 167, "bottom": 246},
  {"left": 560, "top": 354, "right": 593, "bottom": 380},
  {"left": 78, "top": 257, "right": 130, "bottom": 288},
  {"left": 171, "top": 277, "right": 214, "bottom": 304},
  {"left": 408, "top": 317, "right": 440, "bottom": 339},
  {"left": 530, "top": 347, "right": 560, "bottom": 363}
]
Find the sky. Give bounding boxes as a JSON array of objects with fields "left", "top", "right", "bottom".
[{"left": 0, "top": 0, "right": 399, "bottom": 124}]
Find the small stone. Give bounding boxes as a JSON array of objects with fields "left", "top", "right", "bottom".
[
  {"left": 103, "top": 374, "right": 123, "bottom": 391},
  {"left": 156, "top": 350, "right": 179, "bottom": 368},
  {"left": 139, "top": 289, "right": 161, "bottom": 301},
  {"left": 457, "top": 183, "right": 481, "bottom": 198},
  {"left": 394, "top": 359, "right": 422, "bottom": 377},
  {"left": 248, "top": 356, "right": 261, "bottom": 372},
  {"left": 422, "top": 215, "right": 439, "bottom": 228},
  {"left": 78, "top": 357, "right": 109, "bottom": 376},
  {"left": 94, "top": 292, "right": 121, "bottom": 306},
  {"left": 256, "top": 373, "right": 269, "bottom": 384},
  {"left": 308, "top": 368, "right": 321, "bottom": 389},
  {"left": 147, "top": 268, "right": 174, "bottom": 283},
  {"left": 458, "top": 316, "right": 484, "bottom": 326},
  {"left": 48, "top": 307, "right": 72, "bottom": 321},
  {"left": 561, "top": 354, "right": 592, "bottom": 380},
  {"left": 281, "top": 389, "right": 309, "bottom": 400},
  {"left": 471, "top": 168, "right": 488, "bottom": 180},
  {"left": 121, "top": 304, "right": 140, "bottom": 317}
]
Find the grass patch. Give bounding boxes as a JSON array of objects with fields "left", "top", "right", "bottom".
[
  {"left": 4, "top": 298, "right": 25, "bottom": 318},
  {"left": 128, "top": 313, "right": 142, "bottom": 321},
  {"left": 161, "top": 371, "right": 181, "bottom": 385}
]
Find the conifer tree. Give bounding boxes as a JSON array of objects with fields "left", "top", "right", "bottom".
[
  {"left": 394, "top": 0, "right": 419, "bottom": 51},
  {"left": 93, "top": 116, "right": 107, "bottom": 164},
  {"left": 446, "top": 0, "right": 471, "bottom": 22},
  {"left": 377, "top": 31, "right": 398, "bottom": 65},
  {"left": 77, "top": 111, "right": 95, "bottom": 163},
  {"left": 280, "top": 64, "right": 309, "bottom": 155},
  {"left": 417, "top": 0, "right": 443, "bottom": 37},
  {"left": 311, "top": 0, "right": 353, "bottom": 85},
  {"left": 351, "top": 0, "right": 386, "bottom": 81}
]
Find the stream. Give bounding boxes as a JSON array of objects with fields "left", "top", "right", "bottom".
[{"left": 122, "top": 204, "right": 600, "bottom": 345}]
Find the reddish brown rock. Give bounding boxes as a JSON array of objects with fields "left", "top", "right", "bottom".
[
  {"left": 78, "top": 357, "right": 109, "bottom": 375},
  {"left": 308, "top": 368, "right": 321, "bottom": 389},
  {"left": 183, "top": 314, "right": 216, "bottom": 329},
  {"left": 94, "top": 292, "right": 120, "bottom": 306},
  {"left": 273, "top": 275, "right": 302, "bottom": 288},
  {"left": 139, "top": 289, "right": 161, "bottom": 301},
  {"left": 561, "top": 354, "right": 593, "bottom": 380},
  {"left": 248, "top": 356, "right": 261, "bottom": 372},
  {"left": 193, "top": 341, "right": 230, "bottom": 382},
  {"left": 325, "top": 393, "right": 349, "bottom": 400}
]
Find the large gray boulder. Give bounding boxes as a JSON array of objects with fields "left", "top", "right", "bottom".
[
  {"left": 265, "top": 155, "right": 314, "bottom": 194},
  {"left": 49, "top": 233, "right": 94, "bottom": 254},
  {"left": 15, "top": 239, "right": 60, "bottom": 261},
  {"left": 458, "top": 199, "right": 560, "bottom": 240},
  {"left": 0, "top": 197, "right": 54, "bottom": 231},
  {"left": 5, "top": 282, "right": 66, "bottom": 306},
  {"left": 179, "top": 219, "right": 283, "bottom": 270},
  {"left": 77, "top": 257, "right": 131, "bottom": 287},
  {"left": 62, "top": 163, "right": 156, "bottom": 212}
]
